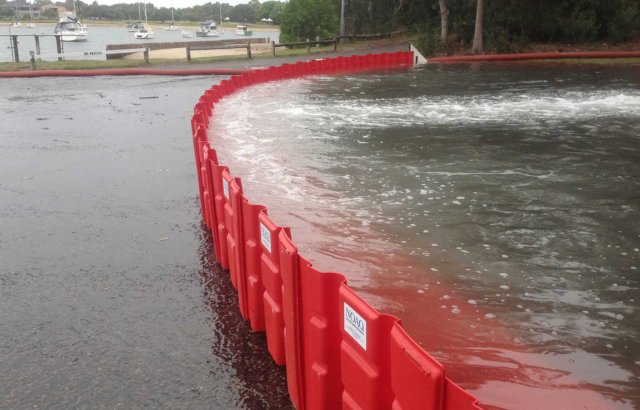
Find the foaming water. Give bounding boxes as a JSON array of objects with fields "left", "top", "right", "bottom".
[{"left": 209, "top": 64, "right": 640, "bottom": 409}]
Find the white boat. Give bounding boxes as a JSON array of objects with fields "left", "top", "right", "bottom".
[
  {"left": 54, "top": 18, "right": 88, "bottom": 42},
  {"left": 26, "top": 23, "right": 36, "bottom": 28},
  {"left": 196, "top": 20, "right": 222, "bottom": 37},
  {"left": 12, "top": 22, "right": 21, "bottom": 28},
  {"left": 181, "top": 30, "right": 195, "bottom": 38},
  {"left": 164, "top": 3, "right": 179, "bottom": 31},
  {"left": 127, "top": 22, "right": 145, "bottom": 32},
  {"left": 134, "top": 28, "right": 155, "bottom": 39},
  {"left": 235, "top": 25, "right": 253, "bottom": 36}
]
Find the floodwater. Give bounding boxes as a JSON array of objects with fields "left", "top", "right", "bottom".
[
  {"left": 0, "top": 76, "right": 292, "bottom": 408},
  {"left": 0, "top": 24, "right": 279, "bottom": 62},
  {"left": 209, "top": 63, "right": 640, "bottom": 409}
]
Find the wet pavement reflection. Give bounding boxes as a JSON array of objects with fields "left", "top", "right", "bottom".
[{"left": 0, "top": 76, "right": 292, "bottom": 409}]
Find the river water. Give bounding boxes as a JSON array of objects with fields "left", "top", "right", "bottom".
[
  {"left": 0, "top": 75, "right": 292, "bottom": 408},
  {"left": 209, "top": 63, "right": 640, "bottom": 409},
  {"left": 0, "top": 24, "right": 278, "bottom": 62}
]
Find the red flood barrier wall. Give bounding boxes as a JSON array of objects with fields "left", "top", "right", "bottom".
[{"left": 190, "top": 52, "right": 483, "bottom": 410}]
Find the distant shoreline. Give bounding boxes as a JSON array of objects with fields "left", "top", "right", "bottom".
[{"left": 1, "top": 19, "right": 280, "bottom": 31}]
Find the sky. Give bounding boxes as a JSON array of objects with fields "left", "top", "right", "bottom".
[{"left": 94, "top": 1, "right": 252, "bottom": 7}]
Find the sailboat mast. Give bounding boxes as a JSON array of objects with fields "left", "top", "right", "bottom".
[
  {"left": 138, "top": 2, "right": 142, "bottom": 22},
  {"left": 144, "top": 2, "right": 148, "bottom": 23},
  {"left": 14, "top": 0, "right": 19, "bottom": 23}
]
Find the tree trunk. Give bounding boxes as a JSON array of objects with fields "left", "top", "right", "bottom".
[
  {"left": 439, "top": 0, "right": 449, "bottom": 43},
  {"left": 471, "top": 0, "right": 484, "bottom": 54}
]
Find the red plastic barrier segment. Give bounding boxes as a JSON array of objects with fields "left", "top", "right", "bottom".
[
  {"left": 221, "top": 171, "right": 251, "bottom": 321},
  {"left": 299, "top": 258, "right": 345, "bottom": 410},
  {"left": 210, "top": 163, "right": 231, "bottom": 270},
  {"left": 0, "top": 67, "right": 250, "bottom": 78},
  {"left": 428, "top": 50, "right": 640, "bottom": 63},
  {"left": 278, "top": 231, "right": 305, "bottom": 409},
  {"left": 444, "top": 378, "right": 482, "bottom": 410},
  {"left": 203, "top": 146, "right": 222, "bottom": 259},
  {"left": 191, "top": 125, "right": 207, "bottom": 225},
  {"left": 339, "top": 285, "right": 399, "bottom": 409},
  {"left": 199, "top": 141, "right": 215, "bottom": 230},
  {"left": 258, "top": 213, "right": 288, "bottom": 365},
  {"left": 390, "top": 324, "right": 445, "bottom": 410},
  {"left": 188, "top": 52, "right": 487, "bottom": 410},
  {"left": 241, "top": 199, "right": 268, "bottom": 332}
]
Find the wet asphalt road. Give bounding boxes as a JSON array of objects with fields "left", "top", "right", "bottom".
[{"left": 0, "top": 75, "right": 292, "bottom": 409}]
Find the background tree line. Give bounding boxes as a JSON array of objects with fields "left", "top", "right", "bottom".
[
  {"left": 279, "top": 0, "right": 640, "bottom": 51},
  {"left": 2, "top": 0, "right": 638, "bottom": 52}
]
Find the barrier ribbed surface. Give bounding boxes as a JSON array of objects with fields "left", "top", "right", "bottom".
[{"left": 190, "top": 52, "right": 483, "bottom": 410}]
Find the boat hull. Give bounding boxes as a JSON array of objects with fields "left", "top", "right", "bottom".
[{"left": 60, "top": 32, "right": 88, "bottom": 42}]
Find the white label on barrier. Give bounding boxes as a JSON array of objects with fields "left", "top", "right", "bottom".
[
  {"left": 344, "top": 303, "right": 367, "bottom": 350},
  {"left": 260, "top": 222, "right": 272, "bottom": 253},
  {"left": 223, "top": 178, "right": 229, "bottom": 199}
]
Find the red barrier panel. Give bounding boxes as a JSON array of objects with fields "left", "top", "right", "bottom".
[
  {"left": 190, "top": 52, "right": 484, "bottom": 410},
  {"left": 278, "top": 231, "right": 305, "bottom": 408},
  {"left": 198, "top": 141, "right": 214, "bottom": 230},
  {"left": 257, "top": 213, "right": 288, "bottom": 365},
  {"left": 241, "top": 200, "right": 268, "bottom": 332},
  {"left": 210, "top": 163, "right": 231, "bottom": 270},
  {"left": 191, "top": 125, "right": 207, "bottom": 225},
  {"left": 428, "top": 50, "right": 640, "bottom": 63},
  {"left": 444, "top": 379, "right": 482, "bottom": 410},
  {"left": 339, "top": 285, "right": 398, "bottom": 409},
  {"left": 299, "top": 258, "right": 345, "bottom": 410},
  {"left": 390, "top": 324, "right": 445, "bottom": 410},
  {"left": 221, "top": 170, "right": 249, "bottom": 318},
  {"left": 203, "top": 146, "right": 222, "bottom": 259}
]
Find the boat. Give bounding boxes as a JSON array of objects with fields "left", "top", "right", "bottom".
[
  {"left": 26, "top": 3, "right": 36, "bottom": 28},
  {"left": 235, "top": 25, "right": 253, "bottom": 36},
  {"left": 54, "top": 17, "right": 88, "bottom": 42},
  {"left": 181, "top": 30, "right": 195, "bottom": 38},
  {"left": 134, "top": 28, "right": 154, "bottom": 39},
  {"left": 163, "top": 2, "right": 179, "bottom": 31},
  {"left": 127, "top": 22, "right": 145, "bottom": 32},
  {"left": 196, "top": 20, "right": 221, "bottom": 37}
]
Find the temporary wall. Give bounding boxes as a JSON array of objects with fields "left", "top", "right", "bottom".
[{"left": 190, "top": 52, "right": 483, "bottom": 410}]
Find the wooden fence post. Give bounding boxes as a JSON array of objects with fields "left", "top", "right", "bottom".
[
  {"left": 144, "top": 47, "right": 149, "bottom": 64},
  {"left": 247, "top": 40, "right": 252, "bottom": 59},
  {"left": 306, "top": 38, "right": 310, "bottom": 54},
  {"left": 334, "top": 37, "right": 337, "bottom": 52},
  {"left": 186, "top": 44, "right": 191, "bottom": 62},
  {"left": 272, "top": 40, "right": 276, "bottom": 56},
  {"left": 11, "top": 35, "right": 19, "bottom": 63},
  {"left": 34, "top": 35, "right": 41, "bottom": 59},
  {"left": 55, "top": 35, "right": 63, "bottom": 61}
]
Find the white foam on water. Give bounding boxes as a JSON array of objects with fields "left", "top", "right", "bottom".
[{"left": 270, "top": 88, "right": 640, "bottom": 130}]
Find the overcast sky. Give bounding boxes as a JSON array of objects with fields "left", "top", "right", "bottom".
[{"left": 94, "top": 1, "right": 252, "bottom": 7}]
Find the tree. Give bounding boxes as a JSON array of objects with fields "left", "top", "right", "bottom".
[
  {"left": 471, "top": 0, "right": 483, "bottom": 54},
  {"left": 230, "top": 3, "right": 256, "bottom": 23},
  {"left": 439, "top": 0, "right": 449, "bottom": 42},
  {"left": 280, "top": 0, "right": 337, "bottom": 42},
  {"left": 257, "top": 1, "right": 285, "bottom": 23}
]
